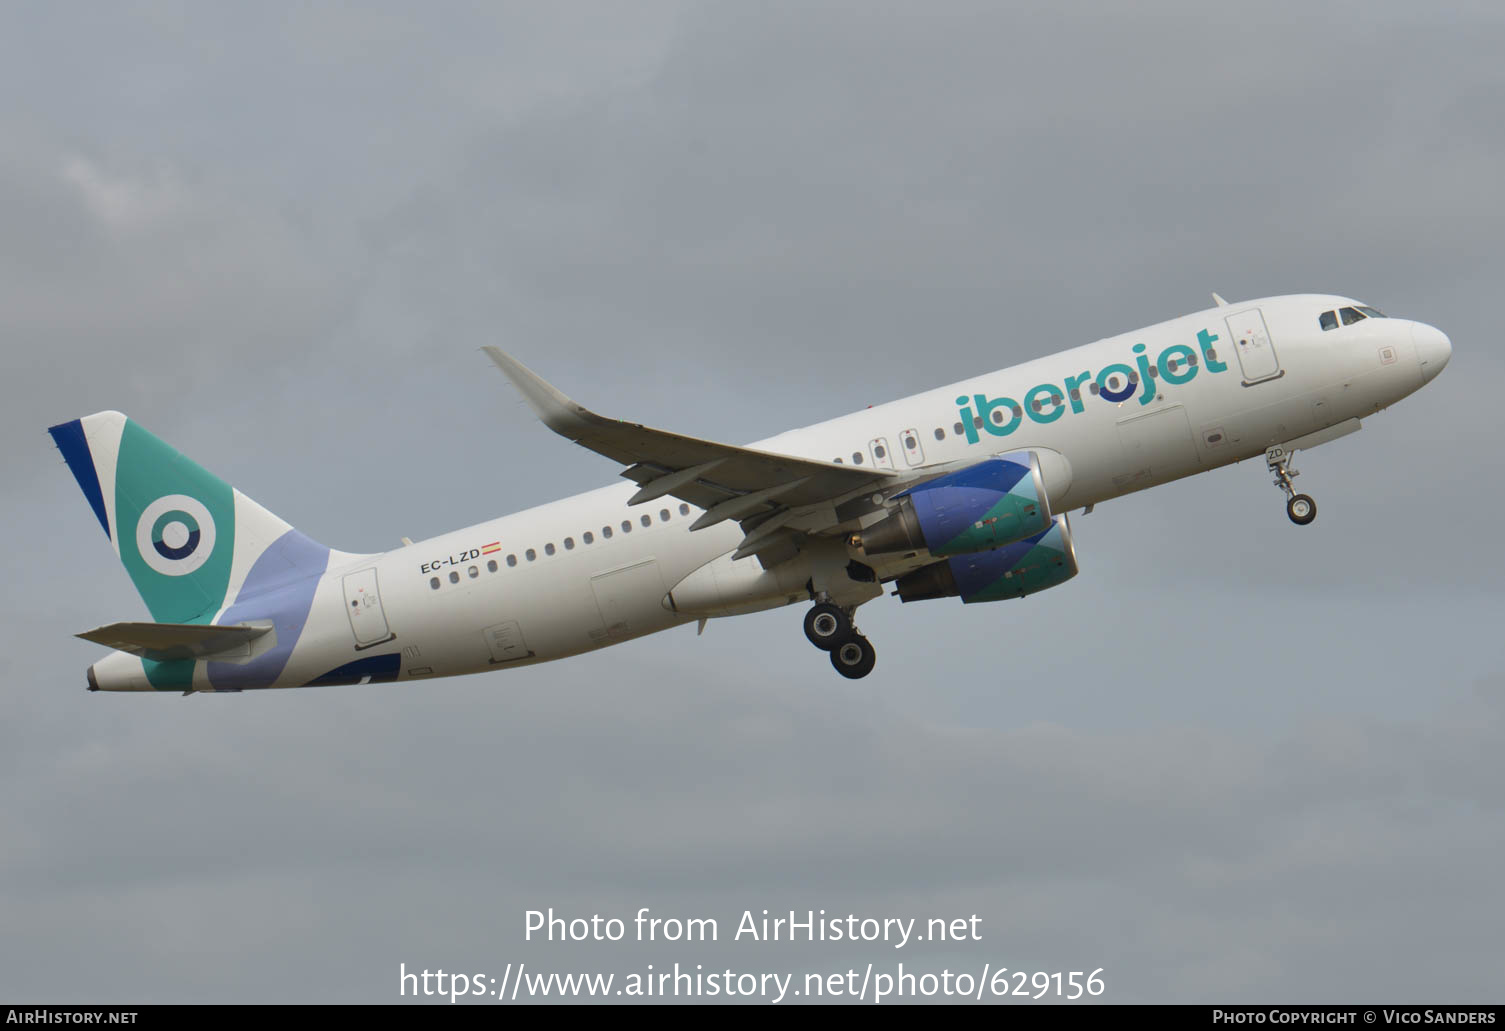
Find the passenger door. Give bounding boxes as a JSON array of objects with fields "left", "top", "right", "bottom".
[
  {"left": 342, "top": 568, "right": 395, "bottom": 649},
  {"left": 1225, "top": 308, "right": 1282, "bottom": 384}
]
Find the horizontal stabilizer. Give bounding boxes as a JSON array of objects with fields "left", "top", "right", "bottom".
[{"left": 77, "top": 621, "right": 271, "bottom": 662}]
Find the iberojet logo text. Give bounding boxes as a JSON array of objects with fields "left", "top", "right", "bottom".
[{"left": 956, "top": 329, "right": 1228, "bottom": 443}]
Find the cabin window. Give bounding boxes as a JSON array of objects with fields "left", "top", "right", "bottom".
[
  {"left": 583, "top": 531, "right": 594, "bottom": 545},
  {"left": 641, "top": 514, "right": 651, "bottom": 527},
  {"left": 873, "top": 444, "right": 887, "bottom": 459},
  {"left": 525, "top": 548, "right": 536, "bottom": 561},
  {"left": 660, "top": 508, "right": 670, "bottom": 522},
  {"left": 449, "top": 571, "right": 460, "bottom": 583},
  {"left": 544, "top": 542, "right": 555, "bottom": 556},
  {"left": 679, "top": 503, "right": 690, "bottom": 516},
  {"left": 992, "top": 408, "right": 1006, "bottom": 424},
  {"left": 953, "top": 421, "right": 964, "bottom": 435},
  {"left": 934, "top": 427, "right": 945, "bottom": 440},
  {"left": 507, "top": 554, "right": 517, "bottom": 567},
  {"left": 852, "top": 452, "right": 863, "bottom": 465},
  {"left": 487, "top": 559, "right": 498, "bottom": 572},
  {"left": 602, "top": 526, "right": 612, "bottom": 539},
  {"left": 621, "top": 520, "right": 632, "bottom": 533},
  {"left": 1319, "top": 310, "right": 1339, "bottom": 331},
  {"left": 468, "top": 565, "right": 478, "bottom": 578},
  {"left": 1069, "top": 388, "right": 1081, "bottom": 402},
  {"left": 563, "top": 537, "right": 574, "bottom": 550},
  {"left": 429, "top": 577, "right": 440, "bottom": 590}
]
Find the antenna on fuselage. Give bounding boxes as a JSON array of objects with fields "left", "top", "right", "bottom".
[{"left": 1211, "top": 292, "right": 1229, "bottom": 307}]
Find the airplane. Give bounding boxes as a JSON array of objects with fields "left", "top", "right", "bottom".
[{"left": 50, "top": 293, "right": 1451, "bottom": 692}]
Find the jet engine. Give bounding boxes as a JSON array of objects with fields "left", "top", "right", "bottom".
[
  {"left": 893, "top": 514, "right": 1078, "bottom": 604},
  {"left": 859, "top": 451, "right": 1052, "bottom": 558}
]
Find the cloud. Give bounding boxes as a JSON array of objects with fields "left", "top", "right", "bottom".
[
  {"left": 2, "top": 664, "right": 1500, "bottom": 1001},
  {"left": 3, "top": 0, "right": 1503, "bottom": 1004},
  {"left": 60, "top": 155, "right": 188, "bottom": 230}
]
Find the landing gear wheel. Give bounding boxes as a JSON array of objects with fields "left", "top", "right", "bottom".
[
  {"left": 1286, "top": 493, "right": 1317, "bottom": 525},
  {"left": 803, "top": 603, "right": 850, "bottom": 651},
  {"left": 829, "top": 634, "right": 877, "bottom": 679}
]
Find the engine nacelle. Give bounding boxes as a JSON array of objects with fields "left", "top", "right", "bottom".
[
  {"left": 860, "top": 451, "right": 1051, "bottom": 558},
  {"left": 894, "top": 514, "right": 1078, "bottom": 604}
]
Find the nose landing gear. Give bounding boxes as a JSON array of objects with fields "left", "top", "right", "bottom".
[
  {"left": 1267, "top": 445, "right": 1317, "bottom": 525},
  {"left": 802, "top": 599, "right": 877, "bottom": 679}
]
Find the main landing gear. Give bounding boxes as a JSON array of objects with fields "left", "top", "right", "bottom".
[
  {"left": 1266, "top": 445, "right": 1317, "bottom": 526},
  {"left": 803, "top": 601, "right": 877, "bottom": 679}
]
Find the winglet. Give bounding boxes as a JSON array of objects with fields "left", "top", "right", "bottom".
[{"left": 482, "top": 347, "right": 599, "bottom": 439}]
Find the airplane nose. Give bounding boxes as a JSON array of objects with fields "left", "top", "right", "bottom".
[{"left": 1412, "top": 322, "right": 1452, "bottom": 383}]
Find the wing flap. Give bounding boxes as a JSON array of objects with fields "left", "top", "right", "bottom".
[{"left": 77, "top": 622, "right": 271, "bottom": 662}]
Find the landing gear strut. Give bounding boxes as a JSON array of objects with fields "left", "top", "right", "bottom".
[
  {"left": 802, "top": 600, "right": 877, "bottom": 679},
  {"left": 1267, "top": 445, "right": 1317, "bottom": 526}
]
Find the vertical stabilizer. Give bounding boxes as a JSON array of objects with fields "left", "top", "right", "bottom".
[{"left": 48, "top": 412, "right": 332, "bottom": 625}]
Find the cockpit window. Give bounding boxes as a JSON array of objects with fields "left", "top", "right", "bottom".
[
  {"left": 1356, "top": 305, "right": 1386, "bottom": 318},
  {"left": 1339, "top": 306, "right": 1366, "bottom": 326},
  {"left": 1319, "top": 310, "right": 1339, "bottom": 331}
]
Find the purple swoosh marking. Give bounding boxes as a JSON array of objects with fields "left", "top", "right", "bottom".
[{"left": 207, "top": 529, "right": 330, "bottom": 689}]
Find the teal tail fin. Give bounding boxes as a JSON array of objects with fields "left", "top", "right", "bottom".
[{"left": 48, "top": 411, "right": 329, "bottom": 624}]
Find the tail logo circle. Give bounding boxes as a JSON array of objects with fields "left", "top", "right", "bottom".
[{"left": 136, "top": 495, "right": 217, "bottom": 576}]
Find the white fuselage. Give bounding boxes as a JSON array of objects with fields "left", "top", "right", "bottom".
[{"left": 89, "top": 293, "right": 1447, "bottom": 691}]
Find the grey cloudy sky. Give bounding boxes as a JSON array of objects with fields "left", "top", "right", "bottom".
[{"left": 3, "top": 1, "right": 1503, "bottom": 1004}]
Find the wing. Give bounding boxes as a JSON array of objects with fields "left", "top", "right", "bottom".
[
  {"left": 78, "top": 622, "right": 270, "bottom": 662},
  {"left": 484, "top": 348, "right": 894, "bottom": 561}
]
